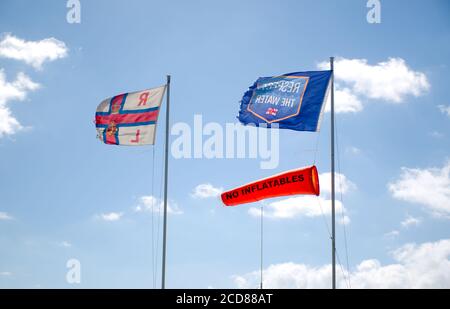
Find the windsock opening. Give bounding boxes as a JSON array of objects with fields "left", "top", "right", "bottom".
[{"left": 311, "top": 165, "right": 320, "bottom": 196}]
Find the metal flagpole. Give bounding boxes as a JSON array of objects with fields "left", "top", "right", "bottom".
[
  {"left": 161, "top": 75, "right": 171, "bottom": 289},
  {"left": 330, "top": 57, "right": 336, "bottom": 289},
  {"left": 260, "top": 204, "right": 263, "bottom": 289}
]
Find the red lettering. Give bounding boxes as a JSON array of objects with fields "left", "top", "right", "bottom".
[
  {"left": 131, "top": 130, "right": 140, "bottom": 143},
  {"left": 138, "top": 92, "right": 149, "bottom": 106}
]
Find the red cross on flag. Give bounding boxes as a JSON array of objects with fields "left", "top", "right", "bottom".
[{"left": 95, "top": 85, "right": 166, "bottom": 145}]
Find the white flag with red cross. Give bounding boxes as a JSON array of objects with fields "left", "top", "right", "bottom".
[{"left": 95, "top": 85, "right": 166, "bottom": 145}]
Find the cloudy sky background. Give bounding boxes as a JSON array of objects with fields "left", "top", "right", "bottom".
[{"left": 0, "top": 0, "right": 449, "bottom": 288}]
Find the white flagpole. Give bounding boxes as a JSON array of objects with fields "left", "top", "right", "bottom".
[
  {"left": 161, "top": 75, "right": 171, "bottom": 289},
  {"left": 330, "top": 57, "right": 336, "bottom": 289}
]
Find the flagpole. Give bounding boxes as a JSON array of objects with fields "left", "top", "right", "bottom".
[
  {"left": 260, "top": 204, "right": 263, "bottom": 289},
  {"left": 330, "top": 57, "right": 336, "bottom": 289},
  {"left": 161, "top": 75, "right": 171, "bottom": 289}
]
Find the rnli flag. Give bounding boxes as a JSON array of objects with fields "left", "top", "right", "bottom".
[
  {"left": 238, "top": 70, "right": 332, "bottom": 132},
  {"left": 95, "top": 85, "right": 166, "bottom": 145}
]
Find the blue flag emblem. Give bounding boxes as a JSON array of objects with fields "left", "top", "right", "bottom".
[{"left": 238, "top": 70, "right": 332, "bottom": 132}]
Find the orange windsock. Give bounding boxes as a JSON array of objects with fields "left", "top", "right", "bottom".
[{"left": 221, "top": 166, "right": 320, "bottom": 206}]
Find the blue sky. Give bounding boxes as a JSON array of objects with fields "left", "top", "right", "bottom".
[{"left": 0, "top": 0, "right": 449, "bottom": 288}]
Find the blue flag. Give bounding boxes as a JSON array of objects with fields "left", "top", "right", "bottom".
[{"left": 238, "top": 70, "right": 332, "bottom": 132}]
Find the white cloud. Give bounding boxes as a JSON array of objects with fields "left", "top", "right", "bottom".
[
  {"left": 0, "top": 271, "right": 12, "bottom": 277},
  {"left": 0, "top": 34, "right": 68, "bottom": 69},
  {"left": 430, "top": 131, "right": 444, "bottom": 138},
  {"left": 339, "top": 215, "right": 351, "bottom": 226},
  {"left": 248, "top": 172, "right": 354, "bottom": 220},
  {"left": 0, "top": 106, "right": 22, "bottom": 137},
  {"left": 0, "top": 211, "right": 13, "bottom": 220},
  {"left": 388, "top": 161, "right": 450, "bottom": 218},
  {"left": 234, "top": 262, "right": 333, "bottom": 289},
  {"left": 135, "top": 195, "right": 183, "bottom": 215},
  {"left": 233, "top": 239, "right": 450, "bottom": 289},
  {"left": 346, "top": 146, "right": 361, "bottom": 155},
  {"left": 325, "top": 86, "right": 363, "bottom": 113},
  {"left": 319, "top": 172, "right": 355, "bottom": 195},
  {"left": 59, "top": 241, "right": 72, "bottom": 248},
  {"left": 385, "top": 215, "right": 421, "bottom": 237},
  {"left": 99, "top": 212, "right": 123, "bottom": 222},
  {"left": 384, "top": 230, "right": 400, "bottom": 238},
  {"left": 401, "top": 215, "right": 421, "bottom": 228},
  {"left": 0, "top": 70, "right": 40, "bottom": 137},
  {"left": 0, "top": 34, "right": 68, "bottom": 138},
  {"left": 0, "top": 70, "right": 39, "bottom": 105},
  {"left": 438, "top": 105, "right": 450, "bottom": 118},
  {"left": 191, "top": 183, "right": 223, "bottom": 199},
  {"left": 249, "top": 195, "right": 345, "bottom": 220},
  {"left": 318, "top": 57, "right": 429, "bottom": 113}
]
